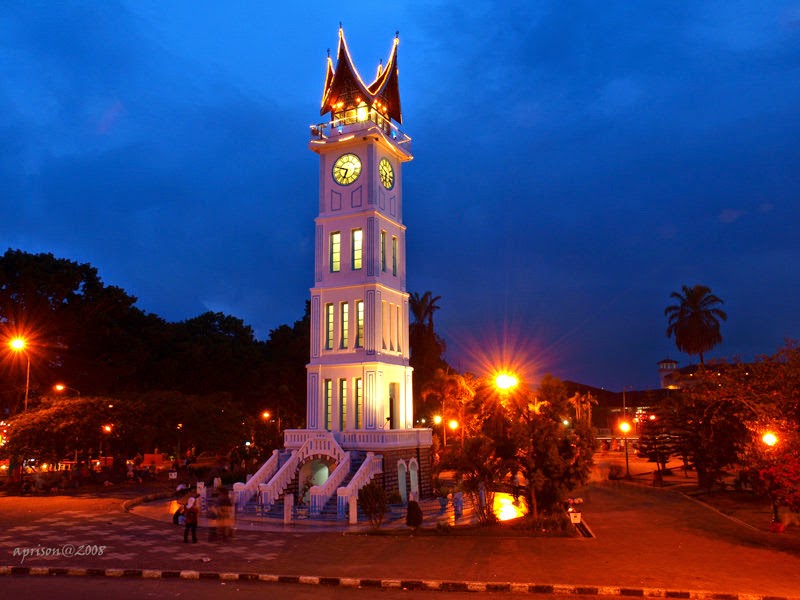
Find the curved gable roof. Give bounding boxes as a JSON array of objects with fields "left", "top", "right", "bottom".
[{"left": 319, "top": 28, "right": 402, "bottom": 124}]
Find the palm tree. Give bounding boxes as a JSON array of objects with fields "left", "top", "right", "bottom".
[
  {"left": 665, "top": 284, "right": 727, "bottom": 364},
  {"left": 409, "top": 291, "right": 441, "bottom": 332}
]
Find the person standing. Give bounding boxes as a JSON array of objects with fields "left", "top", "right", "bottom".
[{"left": 183, "top": 496, "right": 198, "bottom": 543}]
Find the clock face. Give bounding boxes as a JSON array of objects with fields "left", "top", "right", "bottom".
[
  {"left": 379, "top": 158, "right": 394, "bottom": 190},
  {"left": 332, "top": 153, "right": 362, "bottom": 185}
]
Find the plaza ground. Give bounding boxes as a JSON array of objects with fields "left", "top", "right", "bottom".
[{"left": 0, "top": 454, "right": 799, "bottom": 598}]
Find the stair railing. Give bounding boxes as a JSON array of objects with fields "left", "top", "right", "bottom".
[
  {"left": 309, "top": 453, "right": 351, "bottom": 517},
  {"left": 336, "top": 452, "right": 383, "bottom": 519},
  {"left": 257, "top": 432, "right": 347, "bottom": 511},
  {"left": 232, "top": 449, "right": 280, "bottom": 510}
]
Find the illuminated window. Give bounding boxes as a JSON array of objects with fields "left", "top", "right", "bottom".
[
  {"left": 381, "top": 301, "right": 388, "bottom": 350},
  {"left": 355, "top": 300, "right": 364, "bottom": 348},
  {"left": 355, "top": 378, "right": 362, "bottom": 429},
  {"left": 392, "top": 236, "right": 398, "bottom": 276},
  {"left": 340, "top": 302, "right": 349, "bottom": 348},
  {"left": 380, "top": 231, "right": 387, "bottom": 272},
  {"left": 324, "top": 379, "right": 333, "bottom": 431},
  {"left": 339, "top": 379, "right": 347, "bottom": 430},
  {"left": 396, "top": 305, "right": 402, "bottom": 353},
  {"left": 330, "top": 232, "right": 341, "bottom": 272},
  {"left": 352, "top": 229, "right": 363, "bottom": 270},
  {"left": 325, "top": 303, "right": 334, "bottom": 350}
]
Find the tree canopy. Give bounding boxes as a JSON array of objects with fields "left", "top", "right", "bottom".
[{"left": 0, "top": 249, "right": 309, "bottom": 462}]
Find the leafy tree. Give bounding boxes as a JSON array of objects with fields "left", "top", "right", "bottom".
[
  {"left": 261, "top": 302, "right": 310, "bottom": 429},
  {"left": 665, "top": 342, "right": 800, "bottom": 489},
  {"left": 445, "top": 374, "right": 595, "bottom": 523},
  {"left": 505, "top": 376, "right": 595, "bottom": 519},
  {"left": 635, "top": 410, "right": 679, "bottom": 483},
  {"left": 665, "top": 284, "right": 727, "bottom": 364},
  {"left": 738, "top": 421, "right": 800, "bottom": 520},
  {"left": 0, "top": 249, "right": 147, "bottom": 408}
]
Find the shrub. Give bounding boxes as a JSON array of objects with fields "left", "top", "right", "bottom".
[{"left": 358, "top": 481, "right": 387, "bottom": 529}]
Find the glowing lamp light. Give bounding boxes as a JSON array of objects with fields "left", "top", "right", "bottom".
[
  {"left": 762, "top": 432, "right": 778, "bottom": 447},
  {"left": 619, "top": 421, "right": 632, "bottom": 434},
  {"left": 495, "top": 373, "right": 518, "bottom": 391},
  {"left": 433, "top": 415, "right": 442, "bottom": 425},
  {"left": 448, "top": 419, "right": 458, "bottom": 431},
  {"left": 262, "top": 411, "right": 271, "bottom": 421},
  {"left": 356, "top": 106, "right": 368, "bottom": 121},
  {"left": 10, "top": 338, "right": 26, "bottom": 351},
  {"left": 101, "top": 424, "right": 113, "bottom": 434}
]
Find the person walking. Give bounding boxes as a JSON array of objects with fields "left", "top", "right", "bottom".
[{"left": 183, "top": 496, "right": 198, "bottom": 543}]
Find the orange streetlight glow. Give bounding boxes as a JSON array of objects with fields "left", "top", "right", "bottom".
[
  {"left": 9, "top": 337, "right": 31, "bottom": 411},
  {"left": 262, "top": 411, "right": 271, "bottom": 421},
  {"left": 448, "top": 419, "right": 458, "bottom": 431},
  {"left": 495, "top": 373, "right": 518, "bottom": 391},
  {"left": 762, "top": 432, "right": 778, "bottom": 447},
  {"left": 432, "top": 415, "right": 442, "bottom": 425},
  {"left": 619, "top": 421, "right": 632, "bottom": 434}
]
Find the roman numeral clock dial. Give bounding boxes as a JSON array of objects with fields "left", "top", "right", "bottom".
[
  {"left": 379, "top": 158, "right": 394, "bottom": 189},
  {"left": 332, "top": 153, "right": 362, "bottom": 185}
]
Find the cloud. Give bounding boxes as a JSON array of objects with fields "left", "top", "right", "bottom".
[{"left": 718, "top": 209, "right": 747, "bottom": 223}]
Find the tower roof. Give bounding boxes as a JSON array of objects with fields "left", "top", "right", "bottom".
[{"left": 320, "top": 28, "right": 402, "bottom": 124}]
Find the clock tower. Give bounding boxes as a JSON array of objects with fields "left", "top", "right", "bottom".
[
  {"left": 307, "top": 27, "right": 414, "bottom": 436},
  {"left": 232, "top": 29, "right": 431, "bottom": 519},
  {"left": 304, "top": 28, "right": 431, "bottom": 504}
]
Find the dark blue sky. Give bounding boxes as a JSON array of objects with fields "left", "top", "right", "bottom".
[{"left": 3, "top": 2, "right": 799, "bottom": 390}]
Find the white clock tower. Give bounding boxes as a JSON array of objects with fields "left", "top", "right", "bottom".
[
  {"left": 307, "top": 28, "right": 414, "bottom": 435},
  {"left": 233, "top": 29, "right": 431, "bottom": 519}
]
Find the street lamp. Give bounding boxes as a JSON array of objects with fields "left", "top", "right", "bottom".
[
  {"left": 54, "top": 383, "right": 81, "bottom": 396},
  {"left": 619, "top": 420, "right": 632, "bottom": 479},
  {"left": 9, "top": 338, "right": 30, "bottom": 411},
  {"left": 495, "top": 373, "right": 519, "bottom": 391},
  {"left": 762, "top": 431, "right": 778, "bottom": 447}
]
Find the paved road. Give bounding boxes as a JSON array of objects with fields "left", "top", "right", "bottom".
[{"left": 1, "top": 483, "right": 799, "bottom": 598}]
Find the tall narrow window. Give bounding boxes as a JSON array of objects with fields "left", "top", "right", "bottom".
[
  {"left": 339, "top": 379, "right": 347, "bottom": 430},
  {"left": 396, "top": 305, "right": 402, "bottom": 353},
  {"left": 391, "top": 236, "right": 398, "bottom": 276},
  {"left": 355, "top": 300, "right": 364, "bottom": 348},
  {"left": 324, "top": 303, "right": 334, "bottom": 350},
  {"left": 330, "top": 232, "right": 341, "bottom": 273},
  {"left": 389, "top": 302, "right": 395, "bottom": 351},
  {"left": 380, "top": 230, "right": 387, "bottom": 272},
  {"left": 354, "top": 378, "right": 362, "bottom": 429},
  {"left": 382, "top": 301, "right": 388, "bottom": 350},
  {"left": 352, "top": 229, "right": 363, "bottom": 270},
  {"left": 324, "top": 379, "right": 333, "bottom": 431},
  {"left": 339, "top": 302, "right": 349, "bottom": 348}
]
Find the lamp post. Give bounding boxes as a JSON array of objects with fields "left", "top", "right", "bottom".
[
  {"left": 9, "top": 338, "right": 30, "bottom": 411},
  {"left": 619, "top": 420, "right": 632, "bottom": 479},
  {"left": 433, "top": 414, "right": 445, "bottom": 446}
]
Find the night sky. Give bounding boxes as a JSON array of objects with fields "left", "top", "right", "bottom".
[{"left": 3, "top": 2, "right": 799, "bottom": 391}]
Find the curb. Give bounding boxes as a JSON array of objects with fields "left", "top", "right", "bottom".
[
  {"left": 121, "top": 491, "right": 174, "bottom": 512},
  {"left": 1, "top": 566, "right": 797, "bottom": 599}
]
